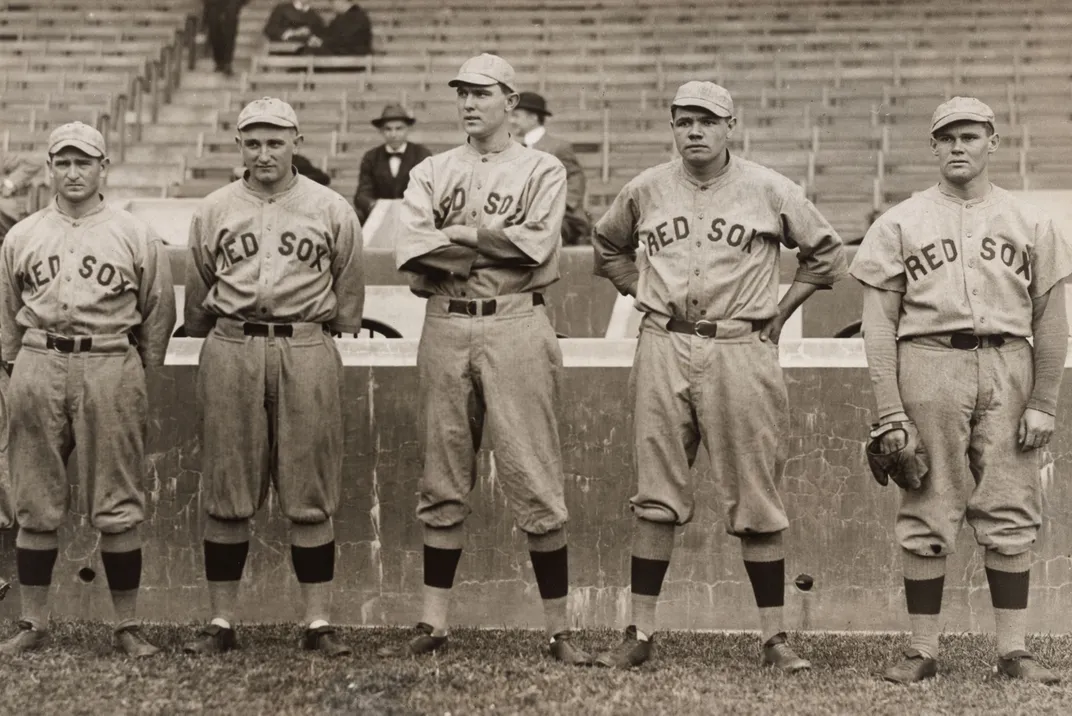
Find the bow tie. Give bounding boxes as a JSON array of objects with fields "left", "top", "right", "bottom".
[{"left": 386, "top": 148, "right": 404, "bottom": 156}]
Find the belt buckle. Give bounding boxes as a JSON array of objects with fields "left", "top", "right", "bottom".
[
  {"left": 693, "top": 319, "right": 717, "bottom": 338},
  {"left": 465, "top": 300, "right": 479, "bottom": 317},
  {"left": 48, "top": 334, "right": 68, "bottom": 353},
  {"left": 952, "top": 333, "right": 980, "bottom": 350}
]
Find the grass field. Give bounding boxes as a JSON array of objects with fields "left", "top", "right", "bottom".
[{"left": 2, "top": 622, "right": 1072, "bottom": 715}]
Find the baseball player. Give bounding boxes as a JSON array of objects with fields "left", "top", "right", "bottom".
[
  {"left": 181, "top": 97, "right": 364, "bottom": 658},
  {"left": 0, "top": 121, "right": 175, "bottom": 656},
  {"left": 591, "top": 81, "right": 847, "bottom": 670},
  {"left": 379, "top": 53, "right": 590, "bottom": 665},
  {"left": 851, "top": 97, "right": 1071, "bottom": 685}
]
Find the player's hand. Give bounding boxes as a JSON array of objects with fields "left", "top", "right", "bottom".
[
  {"left": 307, "top": 35, "right": 323, "bottom": 48},
  {"left": 1018, "top": 408, "right": 1055, "bottom": 451},
  {"left": 758, "top": 315, "right": 785, "bottom": 345},
  {"left": 0, "top": 180, "right": 13, "bottom": 198},
  {"left": 878, "top": 412, "right": 909, "bottom": 454}
]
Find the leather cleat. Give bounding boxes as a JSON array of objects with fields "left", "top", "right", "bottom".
[
  {"left": 549, "top": 631, "right": 592, "bottom": 665},
  {"left": 182, "top": 623, "right": 237, "bottom": 655},
  {"left": 302, "top": 625, "right": 352, "bottom": 657},
  {"left": 377, "top": 622, "right": 448, "bottom": 657},
  {"left": 762, "top": 632, "right": 811, "bottom": 673},
  {"left": 114, "top": 625, "right": 161, "bottom": 658},
  {"left": 594, "top": 625, "right": 652, "bottom": 669},
  {"left": 0, "top": 620, "right": 48, "bottom": 655},
  {"left": 996, "top": 650, "right": 1061, "bottom": 684},
  {"left": 883, "top": 648, "right": 938, "bottom": 684}
]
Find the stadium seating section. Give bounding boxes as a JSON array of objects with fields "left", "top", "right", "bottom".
[{"left": 2, "top": 0, "right": 1071, "bottom": 241}]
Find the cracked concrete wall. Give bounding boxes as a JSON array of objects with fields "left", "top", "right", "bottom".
[{"left": 1, "top": 359, "right": 1070, "bottom": 634}]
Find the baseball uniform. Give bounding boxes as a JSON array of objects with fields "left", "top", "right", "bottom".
[
  {"left": 0, "top": 121, "right": 174, "bottom": 656},
  {"left": 851, "top": 97, "right": 1072, "bottom": 683},
  {"left": 592, "top": 81, "right": 846, "bottom": 670},
  {"left": 382, "top": 54, "right": 589, "bottom": 665},
  {"left": 182, "top": 97, "right": 363, "bottom": 657}
]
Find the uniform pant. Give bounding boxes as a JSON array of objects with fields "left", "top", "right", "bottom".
[
  {"left": 896, "top": 336, "right": 1040, "bottom": 556},
  {"left": 202, "top": 0, "right": 243, "bottom": 69},
  {"left": 197, "top": 319, "right": 343, "bottom": 524},
  {"left": 416, "top": 293, "right": 568, "bottom": 534},
  {"left": 7, "top": 330, "right": 146, "bottom": 534},
  {"left": 630, "top": 315, "right": 790, "bottom": 533}
]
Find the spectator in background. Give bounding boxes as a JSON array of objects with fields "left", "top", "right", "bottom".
[
  {"left": 509, "top": 92, "right": 591, "bottom": 245},
  {"left": 0, "top": 152, "right": 46, "bottom": 239},
  {"left": 353, "top": 104, "right": 431, "bottom": 224},
  {"left": 202, "top": 0, "right": 248, "bottom": 77},
  {"left": 302, "top": 0, "right": 372, "bottom": 57},
  {"left": 263, "top": 1, "right": 324, "bottom": 46}
]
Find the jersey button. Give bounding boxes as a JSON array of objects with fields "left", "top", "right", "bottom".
[
  {"left": 968, "top": 259, "right": 975, "bottom": 267},
  {"left": 972, "top": 289, "right": 979, "bottom": 295},
  {"left": 699, "top": 309, "right": 706, "bottom": 315},
  {"left": 470, "top": 211, "right": 477, "bottom": 218},
  {"left": 481, "top": 158, "right": 488, "bottom": 163},
  {"left": 691, "top": 299, "right": 698, "bottom": 305},
  {"left": 694, "top": 269, "right": 700, "bottom": 276}
]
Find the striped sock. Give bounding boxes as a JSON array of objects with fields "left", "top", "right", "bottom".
[
  {"left": 741, "top": 533, "right": 785, "bottom": 644},
  {"left": 631, "top": 519, "right": 675, "bottom": 639},
  {"left": 985, "top": 550, "right": 1031, "bottom": 657},
  {"left": 903, "top": 550, "right": 945, "bottom": 659}
]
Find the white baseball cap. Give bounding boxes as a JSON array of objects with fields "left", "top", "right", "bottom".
[
  {"left": 671, "top": 81, "right": 734, "bottom": 118},
  {"left": 930, "top": 96, "right": 996, "bottom": 134},
  {"left": 48, "top": 121, "right": 106, "bottom": 158},
  {"left": 448, "top": 53, "right": 516, "bottom": 93},
  {"left": 237, "top": 97, "right": 300, "bottom": 131}
]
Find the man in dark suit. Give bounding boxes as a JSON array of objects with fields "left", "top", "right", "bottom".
[
  {"left": 303, "top": 0, "right": 372, "bottom": 57},
  {"left": 509, "top": 92, "right": 591, "bottom": 245},
  {"left": 202, "top": 0, "right": 249, "bottom": 77},
  {"left": 353, "top": 104, "right": 432, "bottom": 224},
  {"left": 263, "top": 1, "right": 324, "bottom": 45}
]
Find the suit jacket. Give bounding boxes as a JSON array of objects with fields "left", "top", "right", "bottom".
[
  {"left": 530, "top": 132, "right": 589, "bottom": 229},
  {"left": 313, "top": 4, "right": 372, "bottom": 56},
  {"left": 353, "top": 142, "right": 433, "bottom": 223},
  {"left": 263, "top": 3, "right": 324, "bottom": 41}
]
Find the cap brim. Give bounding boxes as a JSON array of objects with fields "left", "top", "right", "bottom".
[
  {"left": 449, "top": 73, "right": 513, "bottom": 91},
  {"left": 371, "top": 116, "right": 415, "bottom": 127},
  {"left": 671, "top": 98, "right": 732, "bottom": 117},
  {"left": 49, "top": 139, "right": 104, "bottom": 158},
  {"left": 931, "top": 112, "right": 994, "bottom": 133},
  {"left": 517, "top": 105, "right": 552, "bottom": 117},
  {"left": 237, "top": 117, "right": 298, "bottom": 130}
]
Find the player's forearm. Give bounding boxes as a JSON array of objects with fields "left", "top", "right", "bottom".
[
  {"left": 1028, "top": 283, "right": 1069, "bottom": 416},
  {"left": 474, "top": 228, "right": 547, "bottom": 266},
  {"left": 861, "top": 286, "right": 905, "bottom": 418},
  {"left": 775, "top": 280, "right": 818, "bottom": 323},
  {"left": 592, "top": 236, "right": 639, "bottom": 296},
  {"left": 399, "top": 244, "right": 478, "bottom": 278}
]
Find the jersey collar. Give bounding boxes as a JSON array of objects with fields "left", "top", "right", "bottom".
[
  {"left": 241, "top": 166, "right": 300, "bottom": 199},
  {"left": 675, "top": 150, "right": 734, "bottom": 190},
  {"left": 51, "top": 194, "right": 108, "bottom": 223}
]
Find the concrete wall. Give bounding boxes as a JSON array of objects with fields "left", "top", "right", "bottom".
[{"left": 2, "top": 339, "right": 1071, "bottom": 634}]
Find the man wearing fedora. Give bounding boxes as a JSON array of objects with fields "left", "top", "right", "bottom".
[
  {"left": 510, "top": 92, "right": 591, "bottom": 246},
  {"left": 353, "top": 103, "right": 432, "bottom": 225}
]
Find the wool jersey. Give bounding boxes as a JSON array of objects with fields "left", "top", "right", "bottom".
[{"left": 593, "top": 155, "right": 846, "bottom": 323}]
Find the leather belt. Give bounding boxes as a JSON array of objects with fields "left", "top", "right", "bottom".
[
  {"left": 927, "top": 332, "right": 1007, "bottom": 350},
  {"left": 448, "top": 293, "right": 544, "bottom": 317},
  {"left": 665, "top": 317, "right": 763, "bottom": 338},
  {"left": 47, "top": 333, "right": 135, "bottom": 353},
  {"left": 243, "top": 323, "right": 294, "bottom": 337}
]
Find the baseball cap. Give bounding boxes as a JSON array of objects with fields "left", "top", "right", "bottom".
[
  {"left": 930, "top": 96, "right": 995, "bottom": 134},
  {"left": 237, "top": 97, "right": 299, "bottom": 131},
  {"left": 48, "top": 121, "right": 106, "bottom": 158},
  {"left": 448, "top": 53, "right": 516, "bottom": 92},
  {"left": 671, "top": 81, "right": 734, "bottom": 118}
]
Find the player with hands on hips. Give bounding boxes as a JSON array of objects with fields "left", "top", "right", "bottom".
[
  {"left": 591, "top": 81, "right": 847, "bottom": 670},
  {"left": 0, "top": 122, "right": 176, "bottom": 657},
  {"left": 851, "top": 97, "right": 1071, "bottom": 685},
  {"left": 379, "top": 54, "right": 590, "bottom": 665},
  {"left": 181, "top": 98, "right": 364, "bottom": 658}
]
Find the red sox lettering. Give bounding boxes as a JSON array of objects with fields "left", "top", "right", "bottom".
[
  {"left": 433, "top": 186, "right": 527, "bottom": 229},
  {"left": 904, "top": 237, "right": 1031, "bottom": 283},
  {"left": 15, "top": 252, "right": 139, "bottom": 296},
  {"left": 638, "top": 214, "right": 777, "bottom": 256},
  {"left": 211, "top": 230, "right": 331, "bottom": 271}
]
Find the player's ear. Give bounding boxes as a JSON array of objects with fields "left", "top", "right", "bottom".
[
  {"left": 99, "top": 156, "right": 111, "bottom": 173},
  {"left": 505, "top": 92, "right": 520, "bottom": 112},
  {"left": 988, "top": 131, "right": 1000, "bottom": 154},
  {"left": 929, "top": 136, "right": 939, "bottom": 155},
  {"left": 726, "top": 116, "right": 737, "bottom": 134},
  {"left": 294, "top": 132, "right": 305, "bottom": 149}
]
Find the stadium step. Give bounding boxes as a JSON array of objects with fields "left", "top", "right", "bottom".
[
  {"left": 122, "top": 144, "right": 197, "bottom": 163},
  {"left": 179, "top": 70, "right": 246, "bottom": 92},
  {"left": 106, "top": 162, "right": 182, "bottom": 188}
]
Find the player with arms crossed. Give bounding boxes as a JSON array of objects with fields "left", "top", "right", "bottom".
[
  {"left": 0, "top": 122, "right": 175, "bottom": 656},
  {"left": 380, "top": 54, "right": 589, "bottom": 665},
  {"left": 851, "top": 97, "right": 1071, "bottom": 685},
  {"left": 592, "top": 82, "right": 847, "bottom": 670},
  {"left": 182, "top": 98, "right": 364, "bottom": 657}
]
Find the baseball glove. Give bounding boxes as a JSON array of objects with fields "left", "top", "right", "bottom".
[{"left": 866, "top": 420, "right": 929, "bottom": 491}]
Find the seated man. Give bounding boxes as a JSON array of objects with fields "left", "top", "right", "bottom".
[
  {"left": 302, "top": 0, "right": 372, "bottom": 57},
  {"left": 263, "top": 1, "right": 324, "bottom": 45},
  {"left": 0, "top": 151, "right": 46, "bottom": 239},
  {"left": 353, "top": 104, "right": 431, "bottom": 224},
  {"left": 509, "top": 92, "right": 591, "bottom": 245}
]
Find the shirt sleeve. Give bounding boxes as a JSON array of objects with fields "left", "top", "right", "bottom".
[
  {"left": 1029, "top": 215, "right": 1072, "bottom": 299},
  {"left": 0, "top": 233, "right": 24, "bottom": 363},
  {"left": 327, "top": 199, "right": 365, "bottom": 335},
  {"left": 394, "top": 159, "right": 478, "bottom": 277},
  {"left": 592, "top": 182, "right": 640, "bottom": 297},
  {"left": 779, "top": 186, "right": 847, "bottom": 289},
  {"left": 183, "top": 207, "right": 217, "bottom": 338},
  {"left": 849, "top": 217, "right": 908, "bottom": 293},
  {"left": 134, "top": 229, "right": 176, "bottom": 367},
  {"left": 474, "top": 159, "right": 567, "bottom": 266}
]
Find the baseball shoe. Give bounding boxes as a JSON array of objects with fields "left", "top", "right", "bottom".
[
  {"left": 549, "top": 631, "right": 592, "bottom": 665},
  {"left": 114, "top": 625, "right": 161, "bottom": 658},
  {"left": 593, "top": 625, "right": 652, "bottom": 669},
  {"left": 302, "top": 625, "right": 352, "bottom": 657},
  {"left": 762, "top": 633, "right": 811, "bottom": 673},
  {"left": 996, "top": 651, "right": 1060, "bottom": 684},
  {"left": 182, "top": 624, "right": 238, "bottom": 655},
  {"left": 0, "top": 580, "right": 9, "bottom": 601},
  {"left": 882, "top": 648, "right": 938, "bottom": 684},
  {"left": 0, "top": 621, "right": 48, "bottom": 655},
  {"left": 377, "top": 622, "right": 448, "bottom": 657}
]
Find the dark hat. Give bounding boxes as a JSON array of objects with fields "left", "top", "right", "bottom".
[
  {"left": 515, "top": 92, "right": 552, "bottom": 117},
  {"left": 371, "top": 103, "right": 416, "bottom": 128}
]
